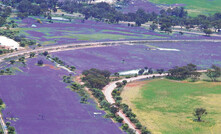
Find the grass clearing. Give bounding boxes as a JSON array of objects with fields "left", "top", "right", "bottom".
[
  {"left": 121, "top": 79, "right": 221, "bottom": 134},
  {"left": 148, "top": 0, "right": 221, "bottom": 16}
]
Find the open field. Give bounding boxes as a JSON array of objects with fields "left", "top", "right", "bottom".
[
  {"left": 0, "top": 57, "right": 123, "bottom": 134},
  {"left": 53, "top": 42, "right": 221, "bottom": 73},
  {"left": 10, "top": 16, "right": 221, "bottom": 46},
  {"left": 148, "top": 0, "right": 221, "bottom": 16},
  {"left": 13, "top": 17, "right": 167, "bottom": 45},
  {"left": 121, "top": 79, "right": 221, "bottom": 134}
]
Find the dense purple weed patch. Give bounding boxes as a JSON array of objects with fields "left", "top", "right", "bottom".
[{"left": 0, "top": 58, "right": 123, "bottom": 134}]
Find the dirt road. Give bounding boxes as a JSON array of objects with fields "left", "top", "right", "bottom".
[{"left": 0, "top": 112, "right": 7, "bottom": 134}]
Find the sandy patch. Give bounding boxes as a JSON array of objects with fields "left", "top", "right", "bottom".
[{"left": 0, "top": 36, "right": 20, "bottom": 49}]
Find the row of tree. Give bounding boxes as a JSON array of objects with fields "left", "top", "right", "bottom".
[{"left": 167, "top": 63, "right": 200, "bottom": 80}]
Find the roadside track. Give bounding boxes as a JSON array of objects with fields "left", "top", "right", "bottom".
[
  {"left": 1, "top": 39, "right": 221, "bottom": 63},
  {"left": 0, "top": 112, "right": 7, "bottom": 134}
]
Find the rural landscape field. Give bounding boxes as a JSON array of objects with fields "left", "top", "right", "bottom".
[{"left": 0, "top": 0, "right": 221, "bottom": 134}]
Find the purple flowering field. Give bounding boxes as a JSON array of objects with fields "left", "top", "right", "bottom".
[
  {"left": 0, "top": 57, "right": 123, "bottom": 134},
  {"left": 53, "top": 42, "right": 221, "bottom": 73},
  {"left": 18, "top": 17, "right": 168, "bottom": 45},
  {"left": 16, "top": 17, "right": 221, "bottom": 46}
]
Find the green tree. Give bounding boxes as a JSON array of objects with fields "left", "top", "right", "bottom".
[
  {"left": 203, "top": 29, "right": 212, "bottom": 36},
  {"left": 206, "top": 65, "right": 221, "bottom": 81},
  {"left": 37, "top": 60, "right": 44, "bottom": 66},
  {"left": 193, "top": 108, "right": 207, "bottom": 122},
  {"left": 10, "top": 60, "right": 15, "bottom": 64},
  {"left": 0, "top": 98, "right": 3, "bottom": 105}
]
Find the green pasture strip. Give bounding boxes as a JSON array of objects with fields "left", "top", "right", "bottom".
[
  {"left": 132, "top": 79, "right": 221, "bottom": 134},
  {"left": 148, "top": 0, "right": 221, "bottom": 16}
]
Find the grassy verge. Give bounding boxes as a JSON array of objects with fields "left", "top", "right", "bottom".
[{"left": 121, "top": 78, "right": 221, "bottom": 134}]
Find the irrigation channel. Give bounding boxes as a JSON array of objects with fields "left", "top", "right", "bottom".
[{"left": 0, "top": 39, "right": 217, "bottom": 134}]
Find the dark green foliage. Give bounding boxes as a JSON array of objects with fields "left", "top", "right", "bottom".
[
  {"left": 10, "top": 60, "right": 15, "bottom": 64},
  {"left": 135, "top": 122, "right": 142, "bottom": 129},
  {"left": 42, "top": 51, "right": 48, "bottom": 56},
  {"left": 90, "top": 88, "right": 105, "bottom": 101},
  {"left": 110, "top": 106, "right": 119, "bottom": 114},
  {"left": 127, "top": 128, "right": 136, "bottom": 134},
  {"left": 62, "top": 75, "right": 72, "bottom": 83},
  {"left": 122, "top": 123, "right": 129, "bottom": 131},
  {"left": 7, "top": 126, "right": 15, "bottom": 134},
  {"left": 203, "top": 29, "right": 213, "bottom": 36},
  {"left": 100, "top": 100, "right": 110, "bottom": 109},
  {"left": 0, "top": 98, "right": 3, "bottom": 105},
  {"left": 37, "top": 60, "right": 43, "bottom": 66},
  {"left": 193, "top": 108, "right": 207, "bottom": 122},
  {"left": 141, "top": 127, "right": 151, "bottom": 134},
  {"left": 206, "top": 65, "right": 221, "bottom": 81},
  {"left": 115, "top": 116, "right": 123, "bottom": 123},
  {"left": 157, "top": 69, "right": 164, "bottom": 75},
  {"left": 82, "top": 68, "right": 111, "bottom": 89},
  {"left": 29, "top": 52, "right": 35, "bottom": 58},
  {"left": 167, "top": 64, "right": 200, "bottom": 80}
]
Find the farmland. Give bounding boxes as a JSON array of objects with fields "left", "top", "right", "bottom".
[
  {"left": 121, "top": 79, "right": 221, "bottom": 134},
  {"left": 0, "top": 57, "right": 123, "bottom": 134},
  {"left": 148, "top": 0, "right": 221, "bottom": 16},
  {"left": 14, "top": 17, "right": 166, "bottom": 45},
  {"left": 0, "top": 0, "right": 221, "bottom": 133}
]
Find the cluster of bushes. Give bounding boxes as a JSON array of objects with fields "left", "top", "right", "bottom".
[
  {"left": 0, "top": 68, "right": 13, "bottom": 75},
  {"left": 82, "top": 68, "right": 111, "bottom": 89},
  {"left": 167, "top": 63, "right": 201, "bottom": 80},
  {"left": 62, "top": 74, "right": 73, "bottom": 83},
  {"left": 5, "top": 122, "right": 15, "bottom": 134},
  {"left": 0, "top": 49, "right": 14, "bottom": 55},
  {"left": 70, "top": 83, "right": 88, "bottom": 103}
]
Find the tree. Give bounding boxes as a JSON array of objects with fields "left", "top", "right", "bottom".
[
  {"left": 100, "top": 100, "right": 110, "bottom": 109},
  {"left": 149, "top": 23, "right": 158, "bottom": 31},
  {"left": 122, "top": 80, "right": 127, "bottom": 85},
  {"left": 206, "top": 65, "right": 221, "bottom": 81},
  {"left": 0, "top": 98, "right": 3, "bottom": 105},
  {"left": 122, "top": 123, "right": 129, "bottom": 131},
  {"left": 203, "top": 29, "right": 212, "bottom": 36},
  {"left": 8, "top": 126, "right": 15, "bottom": 134},
  {"left": 29, "top": 52, "right": 35, "bottom": 58},
  {"left": 42, "top": 51, "right": 48, "bottom": 56},
  {"left": 10, "top": 60, "right": 15, "bottom": 64},
  {"left": 193, "top": 108, "right": 207, "bottom": 122},
  {"left": 110, "top": 106, "right": 119, "bottom": 114},
  {"left": 135, "top": 122, "right": 142, "bottom": 129},
  {"left": 37, "top": 60, "right": 44, "bottom": 66},
  {"left": 70, "top": 66, "right": 76, "bottom": 71},
  {"left": 157, "top": 69, "right": 164, "bottom": 75},
  {"left": 127, "top": 128, "right": 136, "bottom": 134},
  {"left": 138, "top": 69, "right": 144, "bottom": 75},
  {"left": 116, "top": 116, "right": 123, "bottom": 123}
]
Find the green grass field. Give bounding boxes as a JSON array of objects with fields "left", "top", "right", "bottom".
[
  {"left": 148, "top": 0, "right": 221, "bottom": 16},
  {"left": 121, "top": 79, "right": 221, "bottom": 134}
]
